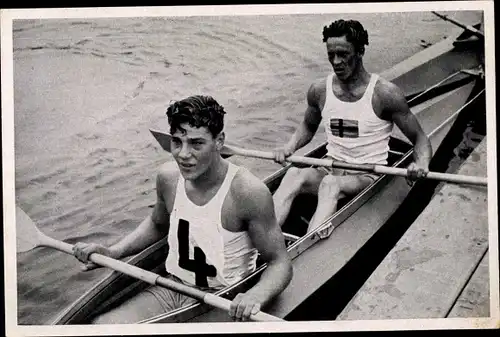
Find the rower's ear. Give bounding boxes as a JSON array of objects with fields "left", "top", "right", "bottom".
[
  {"left": 357, "top": 45, "right": 365, "bottom": 57},
  {"left": 215, "top": 132, "right": 225, "bottom": 150}
]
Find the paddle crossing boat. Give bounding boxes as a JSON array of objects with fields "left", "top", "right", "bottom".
[{"left": 49, "top": 24, "right": 485, "bottom": 324}]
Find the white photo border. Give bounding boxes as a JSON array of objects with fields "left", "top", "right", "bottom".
[{"left": 2, "top": 1, "right": 498, "bottom": 335}]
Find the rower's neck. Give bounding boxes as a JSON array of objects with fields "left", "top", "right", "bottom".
[
  {"left": 190, "top": 156, "right": 228, "bottom": 191},
  {"left": 339, "top": 62, "right": 370, "bottom": 91}
]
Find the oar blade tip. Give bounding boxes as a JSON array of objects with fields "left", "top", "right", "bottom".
[
  {"left": 149, "top": 129, "right": 172, "bottom": 153},
  {"left": 15, "top": 206, "right": 40, "bottom": 253},
  {"left": 17, "top": 236, "right": 38, "bottom": 253}
]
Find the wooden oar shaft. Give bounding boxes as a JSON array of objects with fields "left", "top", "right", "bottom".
[
  {"left": 37, "top": 232, "right": 281, "bottom": 321},
  {"left": 373, "top": 165, "right": 487, "bottom": 186},
  {"left": 148, "top": 129, "right": 487, "bottom": 186},
  {"left": 159, "top": 277, "right": 280, "bottom": 321},
  {"left": 39, "top": 234, "right": 162, "bottom": 285},
  {"left": 431, "top": 11, "right": 484, "bottom": 38},
  {"left": 223, "top": 145, "right": 487, "bottom": 186},
  {"left": 155, "top": 275, "right": 281, "bottom": 321}
]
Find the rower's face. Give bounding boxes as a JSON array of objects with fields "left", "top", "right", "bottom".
[
  {"left": 171, "top": 124, "right": 223, "bottom": 180},
  {"left": 326, "top": 36, "right": 361, "bottom": 81}
]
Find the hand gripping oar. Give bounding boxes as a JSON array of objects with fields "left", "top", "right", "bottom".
[
  {"left": 16, "top": 206, "right": 283, "bottom": 322},
  {"left": 150, "top": 129, "right": 487, "bottom": 187}
]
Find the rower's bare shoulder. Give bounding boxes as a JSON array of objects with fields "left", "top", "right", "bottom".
[
  {"left": 230, "top": 168, "right": 273, "bottom": 216},
  {"left": 156, "top": 162, "right": 180, "bottom": 194},
  {"left": 374, "top": 77, "right": 409, "bottom": 116},
  {"left": 375, "top": 77, "right": 406, "bottom": 103},
  {"left": 308, "top": 78, "right": 327, "bottom": 104},
  {"left": 231, "top": 168, "right": 270, "bottom": 199}
]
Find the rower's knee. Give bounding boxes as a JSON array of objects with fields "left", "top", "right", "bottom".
[
  {"left": 279, "top": 167, "right": 309, "bottom": 195},
  {"left": 91, "top": 290, "right": 166, "bottom": 324},
  {"left": 318, "top": 175, "right": 342, "bottom": 200}
]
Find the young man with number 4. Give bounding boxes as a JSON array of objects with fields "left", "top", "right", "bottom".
[{"left": 73, "top": 95, "right": 292, "bottom": 323}]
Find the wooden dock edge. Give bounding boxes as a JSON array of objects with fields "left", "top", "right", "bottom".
[{"left": 337, "top": 138, "right": 489, "bottom": 320}]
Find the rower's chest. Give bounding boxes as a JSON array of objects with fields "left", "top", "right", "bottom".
[
  {"left": 184, "top": 185, "right": 219, "bottom": 206},
  {"left": 319, "top": 84, "right": 385, "bottom": 117},
  {"left": 331, "top": 84, "right": 367, "bottom": 102},
  {"left": 182, "top": 186, "right": 243, "bottom": 232}
]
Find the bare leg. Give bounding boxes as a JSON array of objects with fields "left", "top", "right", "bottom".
[
  {"left": 308, "top": 174, "right": 374, "bottom": 238},
  {"left": 272, "top": 167, "right": 326, "bottom": 227}
]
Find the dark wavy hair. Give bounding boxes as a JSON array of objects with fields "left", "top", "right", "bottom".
[
  {"left": 166, "top": 95, "right": 226, "bottom": 138},
  {"left": 322, "top": 19, "right": 369, "bottom": 54}
]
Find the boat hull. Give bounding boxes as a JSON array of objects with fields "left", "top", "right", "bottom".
[
  {"left": 187, "top": 81, "right": 483, "bottom": 323},
  {"left": 51, "top": 25, "right": 483, "bottom": 324}
]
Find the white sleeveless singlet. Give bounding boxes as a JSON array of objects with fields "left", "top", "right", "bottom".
[
  {"left": 321, "top": 73, "right": 393, "bottom": 165},
  {"left": 166, "top": 162, "right": 258, "bottom": 289}
]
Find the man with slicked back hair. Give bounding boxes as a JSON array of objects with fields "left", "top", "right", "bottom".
[{"left": 272, "top": 19, "right": 432, "bottom": 238}]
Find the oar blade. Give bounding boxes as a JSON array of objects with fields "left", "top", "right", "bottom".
[
  {"left": 150, "top": 128, "right": 172, "bottom": 152},
  {"left": 16, "top": 206, "right": 41, "bottom": 253},
  {"left": 150, "top": 129, "right": 234, "bottom": 158}
]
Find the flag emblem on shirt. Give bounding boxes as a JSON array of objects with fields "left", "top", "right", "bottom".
[{"left": 329, "top": 118, "right": 359, "bottom": 138}]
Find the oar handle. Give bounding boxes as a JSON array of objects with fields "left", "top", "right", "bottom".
[
  {"left": 374, "top": 166, "right": 488, "bottom": 185},
  {"left": 39, "top": 234, "right": 280, "bottom": 322},
  {"left": 223, "top": 145, "right": 488, "bottom": 186},
  {"left": 223, "top": 146, "right": 331, "bottom": 166},
  {"left": 40, "top": 235, "right": 160, "bottom": 284},
  {"left": 203, "top": 293, "right": 283, "bottom": 322},
  {"left": 156, "top": 277, "right": 282, "bottom": 322}
]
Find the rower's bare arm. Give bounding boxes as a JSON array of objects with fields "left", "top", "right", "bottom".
[
  {"left": 285, "top": 82, "right": 323, "bottom": 153},
  {"left": 238, "top": 172, "right": 293, "bottom": 306},
  {"left": 109, "top": 165, "right": 173, "bottom": 259},
  {"left": 382, "top": 81, "right": 432, "bottom": 166},
  {"left": 73, "top": 166, "right": 173, "bottom": 268}
]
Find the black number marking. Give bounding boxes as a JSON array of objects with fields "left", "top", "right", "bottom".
[{"left": 177, "top": 219, "right": 217, "bottom": 287}]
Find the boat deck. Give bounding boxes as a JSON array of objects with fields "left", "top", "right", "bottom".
[{"left": 337, "top": 138, "right": 489, "bottom": 320}]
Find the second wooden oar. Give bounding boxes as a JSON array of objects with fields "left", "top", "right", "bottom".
[
  {"left": 431, "top": 11, "right": 484, "bottom": 39},
  {"left": 150, "top": 129, "right": 487, "bottom": 187},
  {"left": 16, "top": 206, "right": 283, "bottom": 322}
]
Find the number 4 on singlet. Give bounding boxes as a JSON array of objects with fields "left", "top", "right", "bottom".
[{"left": 177, "top": 219, "right": 217, "bottom": 287}]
